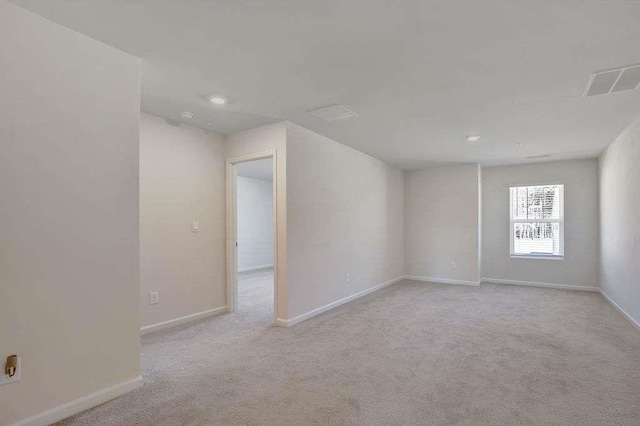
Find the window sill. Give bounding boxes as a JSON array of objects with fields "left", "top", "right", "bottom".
[{"left": 510, "top": 255, "right": 564, "bottom": 261}]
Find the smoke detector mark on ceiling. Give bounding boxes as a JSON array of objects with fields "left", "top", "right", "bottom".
[
  {"left": 583, "top": 64, "right": 640, "bottom": 97},
  {"left": 308, "top": 104, "right": 358, "bottom": 122}
]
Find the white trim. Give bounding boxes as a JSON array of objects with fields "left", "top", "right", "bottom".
[
  {"left": 140, "top": 306, "right": 228, "bottom": 335},
  {"left": 405, "top": 276, "right": 480, "bottom": 286},
  {"left": 11, "top": 376, "right": 143, "bottom": 426},
  {"left": 481, "top": 277, "right": 598, "bottom": 292},
  {"left": 226, "top": 150, "right": 275, "bottom": 165},
  {"left": 238, "top": 264, "right": 274, "bottom": 273},
  {"left": 510, "top": 255, "right": 564, "bottom": 261},
  {"left": 600, "top": 290, "right": 640, "bottom": 332},
  {"left": 274, "top": 318, "right": 289, "bottom": 327},
  {"left": 226, "top": 160, "right": 239, "bottom": 313},
  {"left": 277, "top": 275, "right": 407, "bottom": 327}
]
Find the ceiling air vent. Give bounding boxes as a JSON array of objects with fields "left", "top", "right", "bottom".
[
  {"left": 583, "top": 64, "right": 640, "bottom": 97},
  {"left": 527, "top": 154, "right": 551, "bottom": 160},
  {"left": 308, "top": 104, "right": 358, "bottom": 122}
]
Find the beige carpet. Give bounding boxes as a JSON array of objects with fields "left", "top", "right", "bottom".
[{"left": 58, "top": 272, "right": 640, "bottom": 425}]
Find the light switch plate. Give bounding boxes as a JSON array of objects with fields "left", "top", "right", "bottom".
[
  {"left": 191, "top": 221, "right": 199, "bottom": 233},
  {"left": 0, "top": 357, "right": 21, "bottom": 387},
  {"left": 150, "top": 291, "right": 159, "bottom": 305}
]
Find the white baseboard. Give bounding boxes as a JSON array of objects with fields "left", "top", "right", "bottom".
[
  {"left": 140, "top": 306, "right": 228, "bottom": 335},
  {"left": 481, "top": 277, "right": 599, "bottom": 292},
  {"left": 276, "top": 275, "right": 407, "bottom": 327},
  {"left": 238, "top": 264, "right": 274, "bottom": 273},
  {"left": 405, "top": 276, "right": 480, "bottom": 286},
  {"left": 600, "top": 290, "right": 640, "bottom": 332},
  {"left": 11, "top": 376, "right": 143, "bottom": 426},
  {"left": 274, "top": 318, "right": 289, "bottom": 327}
]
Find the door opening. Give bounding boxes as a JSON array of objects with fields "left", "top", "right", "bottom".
[{"left": 226, "top": 151, "right": 277, "bottom": 325}]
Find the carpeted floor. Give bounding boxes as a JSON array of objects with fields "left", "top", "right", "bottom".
[{"left": 58, "top": 272, "right": 640, "bottom": 425}]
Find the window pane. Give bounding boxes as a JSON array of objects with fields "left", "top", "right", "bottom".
[
  {"left": 528, "top": 186, "right": 560, "bottom": 219},
  {"left": 510, "top": 185, "right": 563, "bottom": 220},
  {"left": 510, "top": 186, "right": 527, "bottom": 220},
  {"left": 513, "top": 222, "right": 563, "bottom": 256}
]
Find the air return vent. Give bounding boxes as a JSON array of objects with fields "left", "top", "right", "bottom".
[
  {"left": 308, "top": 104, "right": 358, "bottom": 121},
  {"left": 583, "top": 64, "right": 640, "bottom": 97}
]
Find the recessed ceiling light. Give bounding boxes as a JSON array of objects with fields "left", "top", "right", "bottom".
[
  {"left": 180, "top": 111, "right": 194, "bottom": 120},
  {"left": 210, "top": 96, "right": 228, "bottom": 105},
  {"left": 466, "top": 135, "right": 481, "bottom": 142}
]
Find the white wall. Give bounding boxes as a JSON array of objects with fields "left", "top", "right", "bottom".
[
  {"left": 0, "top": 2, "right": 141, "bottom": 424},
  {"left": 285, "top": 123, "right": 404, "bottom": 320},
  {"left": 237, "top": 176, "right": 273, "bottom": 271},
  {"left": 404, "top": 165, "right": 481, "bottom": 284},
  {"left": 600, "top": 114, "right": 640, "bottom": 325},
  {"left": 478, "top": 167, "right": 483, "bottom": 280},
  {"left": 140, "top": 113, "right": 227, "bottom": 329},
  {"left": 227, "top": 122, "right": 288, "bottom": 320},
  {"left": 482, "top": 159, "right": 599, "bottom": 288}
]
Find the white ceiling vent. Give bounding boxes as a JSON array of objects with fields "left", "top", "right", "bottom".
[
  {"left": 308, "top": 104, "right": 358, "bottom": 122},
  {"left": 526, "top": 154, "right": 551, "bottom": 160},
  {"left": 583, "top": 64, "right": 640, "bottom": 97}
]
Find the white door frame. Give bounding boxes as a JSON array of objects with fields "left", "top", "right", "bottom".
[{"left": 226, "top": 150, "right": 278, "bottom": 324}]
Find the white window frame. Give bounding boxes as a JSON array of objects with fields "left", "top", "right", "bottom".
[{"left": 509, "top": 183, "right": 565, "bottom": 260}]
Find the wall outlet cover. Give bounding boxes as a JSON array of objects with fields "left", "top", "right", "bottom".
[{"left": 150, "top": 291, "right": 159, "bottom": 305}]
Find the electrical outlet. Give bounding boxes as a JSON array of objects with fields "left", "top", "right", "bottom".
[
  {"left": 0, "top": 356, "right": 21, "bottom": 387},
  {"left": 450, "top": 261, "right": 457, "bottom": 270},
  {"left": 191, "top": 221, "right": 199, "bottom": 233},
  {"left": 150, "top": 291, "right": 159, "bottom": 305},
  {"left": 345, "top": 273, "right": 350, "bottom": 284}
]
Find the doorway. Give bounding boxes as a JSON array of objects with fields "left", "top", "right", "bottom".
[{"left": 226, "top": 151, "right": 277, "bottom": 325}]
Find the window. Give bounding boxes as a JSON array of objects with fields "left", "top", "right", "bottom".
[{"left": 509, "top": 184, "right": 564, "bottom": 259}]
